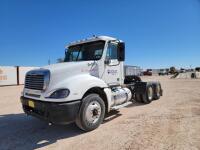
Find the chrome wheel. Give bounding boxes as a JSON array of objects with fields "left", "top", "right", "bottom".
[
  {"left": 148, "top": 86, "right": 153, "bottom": 100},
  {"left": 85, "top": 101, "right": 101, "bottom": 124}
]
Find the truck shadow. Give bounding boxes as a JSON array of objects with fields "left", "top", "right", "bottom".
[
  {"left": 0, "top": 102, "right": 143, "bottom": 150},
  {"left": 0, "top": 113, "right": 84, "bottom": 150},
  {"left": 103, "top": 101, "right": 145, "bottom": 124},
  {"left": 103, "top": 110, "right": 122, "bottom": 124},
  {"left": 125, "top": 101, "right": 145, "bottom": 108}
]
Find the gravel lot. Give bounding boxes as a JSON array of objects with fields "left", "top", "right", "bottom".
[{"left": 0, "top": 76, "right": 200, "bottom": 150}]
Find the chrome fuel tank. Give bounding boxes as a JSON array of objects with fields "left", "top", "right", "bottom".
[{"left": 110, "top": 87, "right": 132, "bottom": 107}]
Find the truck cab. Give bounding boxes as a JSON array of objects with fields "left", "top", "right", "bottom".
[
  {"left": 21, "top": 36, "right": 163, "bottom": 131},
  {"left": 64, "top": 36, "right": 125, "bottom": 85}
]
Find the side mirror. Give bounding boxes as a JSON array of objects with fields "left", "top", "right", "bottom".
[{"left": 117, "top": 42, "right": 125, "bottom": 61}]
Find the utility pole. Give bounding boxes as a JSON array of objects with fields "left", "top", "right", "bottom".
[{"left": 48, "top": 59, "right": 51, "bottom": 65}]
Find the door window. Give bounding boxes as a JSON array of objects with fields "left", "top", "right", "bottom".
[{"left": 106, "top": 43, "right": 118, "bottom": 59}]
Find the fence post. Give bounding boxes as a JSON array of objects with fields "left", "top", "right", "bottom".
[{"left": 16, "top": 66, "right": 19, "bottom": 85}]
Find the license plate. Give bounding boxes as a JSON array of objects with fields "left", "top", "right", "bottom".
[{"left": 28, "top": 100, "right": 35, "bottom": 108}]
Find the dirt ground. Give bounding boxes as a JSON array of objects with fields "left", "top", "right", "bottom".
[{"left": 0, "top": 76, "right": 200, "bottom": 150}]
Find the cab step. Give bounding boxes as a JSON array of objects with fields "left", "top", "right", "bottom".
[{"left": 110, "top": 101, "right": 132, "bottom": 110}]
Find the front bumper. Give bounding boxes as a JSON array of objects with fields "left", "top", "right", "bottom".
[{"left": 21, "top": 96, "right": 81, "bottom": 124}]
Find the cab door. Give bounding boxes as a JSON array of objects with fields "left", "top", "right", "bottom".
[{"left": 102, "top": 42, "right": 123, "bottom": 85}]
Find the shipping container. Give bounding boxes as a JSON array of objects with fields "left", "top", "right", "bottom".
[
  {"left": 0, "top": 66, "right": 38, "bottom": 86},
  {"left": 0, "top": 66, "right": 17, "bottom": 86}
]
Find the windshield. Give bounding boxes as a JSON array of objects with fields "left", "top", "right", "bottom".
[{"left": 64, "top": 41, "right": 105, "bottom": 62}]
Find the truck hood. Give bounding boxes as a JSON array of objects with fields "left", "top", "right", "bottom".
[
  {"left": 42, "top": 61, "right": 99, "bottom": 88},
  {"left": 43, "top": 61, "right": 90, "bottom": 72}
]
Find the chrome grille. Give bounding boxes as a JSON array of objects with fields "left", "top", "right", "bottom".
[{"left": 25, "top": 74, "right": 44, "bottom": 90}]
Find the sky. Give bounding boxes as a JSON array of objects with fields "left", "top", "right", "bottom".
[{"left": 0, "top": 0, "right": 200, "bottom": 69}]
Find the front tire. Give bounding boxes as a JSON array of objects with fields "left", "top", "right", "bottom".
[{"left": 75, "top": 94, "right": 105, "bottom": 131}]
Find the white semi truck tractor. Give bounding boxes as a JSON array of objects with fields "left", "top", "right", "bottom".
[{"left": 21, "top": 36, "right": 163, "bottom": 131}]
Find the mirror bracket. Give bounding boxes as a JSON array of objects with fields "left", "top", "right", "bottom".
[{"left": 104, "top": 58, "right": 110, "bottom": 64}]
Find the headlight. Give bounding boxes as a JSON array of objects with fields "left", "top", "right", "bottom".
[{"left": 49, "top": 89, "right": 70, "bottom": 99}]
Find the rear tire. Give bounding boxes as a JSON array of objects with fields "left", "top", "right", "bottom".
[
  {"left": 153, "top": 84, "right": 161, "bottom": 100},
  {"left": 142, "top": 84, "right": 153, "bottom": 104},
  {"left": 75, "top": 94, "right": 105, "bottom": 131},
  {"left": 135, "top": 93, "right": 143, "bottom": 103}
]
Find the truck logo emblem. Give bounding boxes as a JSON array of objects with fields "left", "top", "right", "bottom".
[{"left": 108, "top": 70, "right": 117, "bottom": 75}]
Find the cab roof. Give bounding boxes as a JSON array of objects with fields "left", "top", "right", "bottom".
[{"left": 65, "top": 36, "right": 120, "bottom": 48}]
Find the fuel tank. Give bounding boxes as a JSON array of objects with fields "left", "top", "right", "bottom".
[{"left": 110, "top": 87, "right": 132, "bottom": 107}]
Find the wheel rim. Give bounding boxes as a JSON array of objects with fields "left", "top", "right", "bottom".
[
  {"left": 85, "top": 101, "right": 101, "bottom": 124},
  {"left": 148, "top": 87, "right": 153, "bottom": 100}
]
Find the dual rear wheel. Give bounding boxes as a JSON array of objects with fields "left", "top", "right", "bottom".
[{"left": 135, "top": 83, "right": 161, "bottom": 104}]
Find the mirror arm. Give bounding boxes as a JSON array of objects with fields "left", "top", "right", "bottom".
[{"left": 104, "top": 58, "right": 110, "bottom": 64}]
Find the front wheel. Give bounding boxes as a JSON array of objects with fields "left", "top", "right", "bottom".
[{"left": 75, "top": 94, "right": 105, "bottom": 131}]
